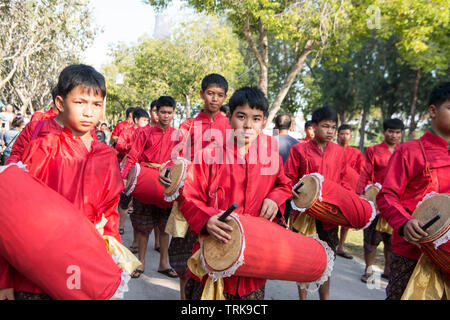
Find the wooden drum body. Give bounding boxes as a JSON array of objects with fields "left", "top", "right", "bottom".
[
  {"left": 292, "top": 173, "right": 376, "bottom": 229},
  {"left": 413, "top": 193, "right": 450, "bottom": 274},
  {"left": 124, "top": 163, "right": 172, "bottom": 208},
  {"left": 0, "top": 164, "right": 123, "bottom": 300},
  {"left": 200, "top": 213, "right": 333, "bottom": 284}
]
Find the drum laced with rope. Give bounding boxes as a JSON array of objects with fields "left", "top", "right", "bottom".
[
  {"left": 361, "top": 183, "right": 393, "bottom": 234},
  {"left": 412, "top": 192, "right": 450, "bottom": 274},
  {"left": 197, "top": 212, "right": 335, "bottom": 293},
  {"left": 163, "top": 158, "right": 190, "bottom": 238},
  {"left": 291, "top": 173, "right": 377, "bottom": 230}
]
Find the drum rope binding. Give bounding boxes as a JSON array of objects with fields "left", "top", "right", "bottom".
[{"left": 124, "top": 162, "right": 141, "bottom": 197}]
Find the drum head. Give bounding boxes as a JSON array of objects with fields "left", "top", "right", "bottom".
[
  {"left": 202, "top": 218, "right": 243, "bottom": 272},
  {"left": 164, "top": 159, "right": 187, "bottom": 197},
  {"left": 412, "top": 193, "right": 450, "bottom": 243},
  {"left": 124, "top": 164, "right": 137, "bottom": 194},
  {"left": 292, "top": 175, "right": 320, "bottom": 209}
]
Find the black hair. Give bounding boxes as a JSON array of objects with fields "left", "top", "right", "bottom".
[
  {"left": 132, "top": 107, "right": 149, "bottom": 122},
  {"left": 220, "top": 104, "right": 230, "bottom": 114},
  {"left": 311, "top": 105, "right": 338, "bottom": 124},
  {"left": 150, "top": 100, "right": 158, "bottom": 110},
  {"left": 11, "top": 117, "right": 24, "bottom": 128},
  {"left": 51, "top": 86, "right": 58, "bottom": 103},
  {"left": 228, "top": 87, "right": 269, "bottom": 117},
  {"left": 428, "top": 82, "right": 450, "bottom": 108},
  {"left": 304, "top": 120, "right": 313, "bottom": 130},
  {"left": 125, "top": 107, "right": 135, "bottom": 118},
  {"left": 383, "top": 118, "right": 404, "bottom": 131},
  {"left": 56, "top": 64, "right": 106, "bottom": 99},
  {"left": 201, "top": 73, "right": 228, "bottom": 93},
  {"left": 338, "top": 124, "right": 352, "bottom": 132},
  {"left": 274, "top": 113, "right": 292, "bottom": 130},
  {"left": 157, "top": 96, "right": 176, "bottom": 111},
  {"left": 311, "top": 106, "right": 337, "bottom": 124}
]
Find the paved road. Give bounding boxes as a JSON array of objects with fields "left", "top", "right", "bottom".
[{"left": 120, "top": 217, "right": 387, "bottom": 300}]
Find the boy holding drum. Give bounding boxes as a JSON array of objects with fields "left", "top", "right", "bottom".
[
  {"left": 377, "top": 82, "right": 450, "bottom": 300},
  {"left": 178, "top": 87, "right": 291, "bottom": 300}
]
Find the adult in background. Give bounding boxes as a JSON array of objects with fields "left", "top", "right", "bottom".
[
  {"left": 274, "top": 113, "right": 299, "bottom": 165},
  {"left": 0, "top": 104, "right": 16, "bottom": 131},
  {"left": 1, "top": 116, "right": 24, "bottom": 165}
]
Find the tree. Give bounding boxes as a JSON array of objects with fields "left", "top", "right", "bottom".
[
  {"left": 0, "top": 0, "right": 97, "bottom": 114},
  {"left": 102, "top": 15, "right": 247, "bottom": 121},
  {"left": 372, "top": 0, "right": 450, "bottom": 139},
  {"left": 145, "top": 0, "right": 367, "bottom": 124}
]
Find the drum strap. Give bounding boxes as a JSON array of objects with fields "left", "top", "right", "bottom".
[{"left": 417, "top": 139, "right": 438, "bottom": 197}]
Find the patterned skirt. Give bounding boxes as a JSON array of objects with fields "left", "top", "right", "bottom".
[
  {"left": 385, "top": 253, "right": 418, "bottom": 300},
  {"left": 168, "top": 230, "right": 197, "bottom": 280}
]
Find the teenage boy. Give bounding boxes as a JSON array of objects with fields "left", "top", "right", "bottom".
[
  {"left": 0, "top": 64, "right": 126, "bottom": 300},
  {"left": 179, "top": 87, "right": 291, "bottom": 300},
  {"left": 159, "top": 73, "right": 231, "bottom": 299},
  {"left": 336, "top": 124, "right": 363, "bottom": 259},
  {"left": 377, "top": 82, "right": 450, "bottom": 300},
  {"left": 298, "top": 120, "right": 314, "bottom": 143},
  {"left": 121, "top": 96, "right": 178, "bottom": 279},
  {"left": 111, "top": 107, "right": 135, "bottom": 146},
  {"left": 356, "top": 118, "right": 404, "bottom": 283},
  {"left": 116, "top": 107, "right": 150, "bottom": 235},
  {"left": 285, "top": 105, "right": 352, "bottom": 300}
]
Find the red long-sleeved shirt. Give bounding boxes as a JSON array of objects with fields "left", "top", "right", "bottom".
[
  {"left": 0, "top": 128, "right": 123, "bottom": 293},
  {"left": 180, "top": 134, "right": 291, "bottom": 297},
  {"left": 356, "top": 142, "right": 397, "bottom": 195},
  {"left": 376, "top": 130, "right": 450, "bottom": 260}
]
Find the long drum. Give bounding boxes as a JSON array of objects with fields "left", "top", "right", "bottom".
[
  {"left": 412, "top": 193, "right": 450, "bottom": 274},
  {"left": 292, "top": 174, "right": 375, "bottom": 229},
  {"left": 124, "top": 163, "right": 172, "bottom": 208},
  {"left": 363, "top": 184, "right": 393, "bottom": 234},
  {"left": 0, "top": 164, "right": 123, "bottom": 299},
  {"left": 201, "top": 213, "right": 332, "bottom": 283}
]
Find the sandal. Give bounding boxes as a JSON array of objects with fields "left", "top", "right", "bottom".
[
  {"left": 129, "top": 245, "right": 138, "bottom": 254},
  {"left": 158, "top": 268, "right": 178, "bottom": 278},
  {"left": 361, "top": 273, "right": 373, "bottom": 283},
  {"left": 131, "top": 269, "right": 144, "bottom": 279},
  {"left": 336, "top": 250, "right": 353, "bottom": 259}
]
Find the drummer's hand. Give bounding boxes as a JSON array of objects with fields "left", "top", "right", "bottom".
[
  {"left": 206, "top": 214, "right": 233, "bottom": 243},
  {"left": 403, "top": 219, "right": 428, "bottom": 244},
  {"left": 0, "top": 288, "right": 14, "bottom": 300},
  {"left": 158, "top": 168, "right": 172, "bottom": 188},
  {"left": 259, "top": 198, "right": 278, "bottom": 222}
]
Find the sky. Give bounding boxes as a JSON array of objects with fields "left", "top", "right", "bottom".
[{"left": 81, "top": 0, "right": 163, "bottom": 70}]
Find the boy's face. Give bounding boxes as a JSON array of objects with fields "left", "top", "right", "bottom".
[
  {"left": 313, "top": 120, "right": 336, "bottom": 143},
  {"left": 230, "top": 104, "right": 267, "bottom": 147},
  {"left": 200, "top": 85, "right": 227, "bottom": 114},
  {"left": 151, "top": 106, "right": 159, "bottom": 124},
  {"left": 55, "top": 85, "right": 104, "bottom": 136},
  {"left": 135, "top": 117, "right": 149, "bottom": 128},
  {"left": 305, "top": 126, "right": 314, "bottom": 139},
  {"left": 430, "top": 99, "right": 450, "bottom": 136},
  {"left": 157, "top": 106, "right": 174, "bottom": 128},
  {"left": 337, "top": 129, "right": 352, "bottom": 145},
  {"left": 383, "top": 128, "right": 402, "bottom": 146}
]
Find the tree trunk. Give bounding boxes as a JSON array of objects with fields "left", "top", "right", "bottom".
[
  {"left": 358, "top": 105, "right": 367, "bottom": 152},
  {"left": 243, "top": 16, "right": 269, "bottom": 97},
  {"left": 408, "top": 67, "right": 421, "bottom": 141},
  {"left": 267, "top": 40, "right": 317, "bottom": 124}
]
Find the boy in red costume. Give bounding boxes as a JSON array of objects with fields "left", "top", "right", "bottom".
[
  {"left": 0, "top": 64, "right": 126, "bottom": 300},
  {"left": 180, "top": 87, "right": 291, "bottom": 300},
  {"left": 336, "top": 124, "right": 362, "bottom": 259},
  {"left": 285, "top": 105, "right": 352, "bottom": 300},
  {"left": 357, "top": 118, "right": 404, "bottom": 283},
  {"left": 377, "top": 82, "right": 450, "bottom": 300}
]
